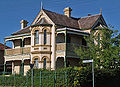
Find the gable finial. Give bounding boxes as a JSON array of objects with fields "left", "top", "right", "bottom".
[
  {"left": 100, "top": 8, "right": 102, "bottom": 15},
  {"left": 41, "top": 1, "right": 43, "bottom": 10}
]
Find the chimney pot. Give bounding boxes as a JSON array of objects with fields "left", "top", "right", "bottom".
[{"left": 20, "top": 20, "right": 28, "bottom": 29}]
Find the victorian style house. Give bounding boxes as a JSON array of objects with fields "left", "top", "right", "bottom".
[{"left": 4, "top": 6, "right": 107, "bottom": 75}]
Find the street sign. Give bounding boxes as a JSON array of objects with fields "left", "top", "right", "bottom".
[
  {"left": 30, "top": 64, "right": 34, "bottom": 69},
  {"left": 83, "top": 59, "right": 94, "bottom": 87},
  {"left": 83, "top": 59, "right": 93, "bottom": 63}
]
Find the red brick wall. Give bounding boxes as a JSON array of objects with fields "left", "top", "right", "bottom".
[{"left": 0, "top": 50, "right": 4, "bottom": 65}]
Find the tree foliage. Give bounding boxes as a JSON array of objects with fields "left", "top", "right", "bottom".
[{"left": 75, "top": 27, "right": 120, "bottom": 69}]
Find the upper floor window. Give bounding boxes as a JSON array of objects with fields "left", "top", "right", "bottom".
[
  {"left": 44, "top": 29, "right": 47, "bottom": 44},
  {"left": 34, "top": 30, "right": 39, "bottom": 44}
]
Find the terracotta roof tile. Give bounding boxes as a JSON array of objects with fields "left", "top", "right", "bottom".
[
  {"left": 12, "top": 28, "right": 30, "bottom": 35},
  {"left": 11, "top": 9, "right": 102, "bottom": 35},
  {"left": 78, "top": 14, "right": 100, "bottom": 29},
  {"left": 43, "top": 9, "right": 79, "bottom": 29},
  {"left": 0, "top": 43, "right": 11, "bottom": 50},
  {"left": 43, "top": 9, "right": 101, "bottom": 29}
]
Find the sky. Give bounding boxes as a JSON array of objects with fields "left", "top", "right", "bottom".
[{"left": 0, "top": 0, "right": 120, "bottom": 45}]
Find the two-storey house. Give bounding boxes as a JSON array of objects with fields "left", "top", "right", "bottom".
[{"left": 4, "top": 7, "right": 107, "bottom": 75}]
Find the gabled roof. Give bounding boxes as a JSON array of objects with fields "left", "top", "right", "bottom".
[
  {"left": 11, "top": 9, "right": 106, "bottom": 35},
  {"left": 0, "top": 43, "right": 11, "bottom": 50},
  {"left": 42, "top": 9, "right": 104, "bottom": 29},
  {"left": 43, "top": 9, "right": 79, "bottom": 29},
  {"left": 78, "top": 14, "right": 101, "bottom": 29}
]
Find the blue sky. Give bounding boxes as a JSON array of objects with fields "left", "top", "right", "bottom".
[{"left": 0, "top": 0, "right": 120, "bottom": 45}]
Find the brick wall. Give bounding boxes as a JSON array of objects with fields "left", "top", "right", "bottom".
[
  {"left": 0, "top": 50, "right": 4, "bottom": 65},
  {"left": 0, "top": 50, "right": 4, "bottom": 72}
]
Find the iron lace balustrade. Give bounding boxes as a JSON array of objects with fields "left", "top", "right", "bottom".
[{"left": 5, "top": 47, "right": 31, "bottom": 56}]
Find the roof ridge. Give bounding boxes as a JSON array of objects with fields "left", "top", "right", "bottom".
[
  {"left": 43, "top": 9, "right": 66, "bottom": 17},
  {"left": 43, "top": 9, "right": 80, "bottom": 28},
  {"left": 80, "top": 14, "right": 100, "bottom": 19},
  {"left": 43, "top": 9, "right": 78, "bottom": 20},
  {"left": 78, "top": 14, "right": 101, "bottom": 29}
]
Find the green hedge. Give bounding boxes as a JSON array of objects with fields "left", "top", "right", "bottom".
[{"left": 0, "top": 74, "right": 28, "bottom": 87}]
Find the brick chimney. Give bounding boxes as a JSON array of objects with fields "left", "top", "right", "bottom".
[
  {"left": 63, "top": 7, "right": 72, "bottom": 17},
  {"left": 20, "top": 20, "right": 28, "bottom": 29},
  {"left": 88, "top": 14, "right": 91, "bottom": 16}
]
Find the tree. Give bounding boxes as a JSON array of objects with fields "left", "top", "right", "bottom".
[{"left": 75, "top": 27, "right": 120, "bottom": 69}]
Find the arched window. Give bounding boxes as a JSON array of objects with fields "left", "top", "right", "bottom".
[
  {"left": 34, "top": 58, "right": 38, "bottom": 68},
  {"left": 44, "top": 29, "right": 47, "bottom": 44},
  {"left": 43, "top": 58, "right": 46, "bottom": 69},
  {"left": 34, "top": 30, "right": 39, "bottom": 44}
]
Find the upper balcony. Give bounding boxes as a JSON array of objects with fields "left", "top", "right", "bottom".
[
  {"left": 55, "top": 29, "right": 88, "bottom": 58},
  {"left": 56, "top": 43, "right": 88, "bottom": 57},
  {"left": 5, "top": 36, "right": 31, "bottom": 56},
  {"left": 5, "top": 47, "right": 31, "bottom": 56}
]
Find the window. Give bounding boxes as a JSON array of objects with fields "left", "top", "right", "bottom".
[
  {"left": 43, "top": 58, "right": 46, "bottom": 69},
  {"left": 34, "top": 30, "right": 39, "bottom": 44},
  {"left": 34, "top": 58, "right": 38, "bottom": 68},
  {"left": 44, "top": 30, "right": 47, "bottom": 44}
]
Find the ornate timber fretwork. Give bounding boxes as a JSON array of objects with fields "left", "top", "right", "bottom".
[{"left": 5, "top": 54, "right": 30, "bottom": 62}]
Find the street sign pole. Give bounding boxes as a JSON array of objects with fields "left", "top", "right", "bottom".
[
  {"left": 92, "top": 61, "right": 94, "bottom": 87},
  {"left": 83, "top": 59, "right": 94, "bottom": 87},
  {"left": 30, "top": 64, "right": 34, "bottom": 87}
]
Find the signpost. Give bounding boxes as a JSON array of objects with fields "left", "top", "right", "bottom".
[
  {"left": 83, "top": 59, "right": 94, "bottom": 87},
  {"left": 30, "top": 64, "right": 34, "bottom": 87}
]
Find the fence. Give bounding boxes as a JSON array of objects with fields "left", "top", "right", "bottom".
[{"left": 0, "top": 69, "right": 68, "bottom": 87}]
